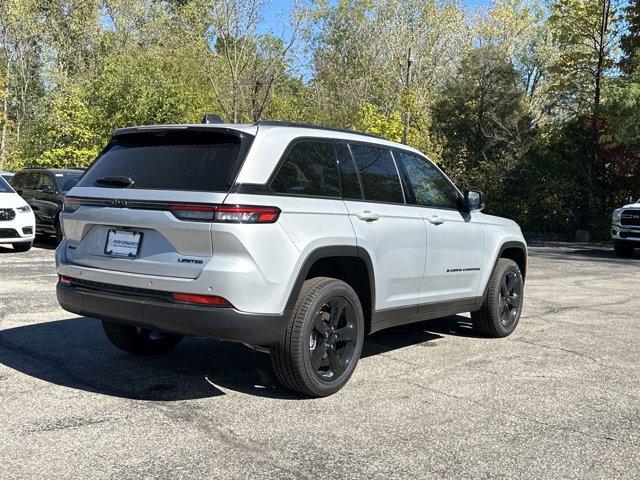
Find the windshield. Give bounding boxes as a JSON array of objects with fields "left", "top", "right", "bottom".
[
  {"left": 77, "top": 130, "right": 249, "bottom": 192},
  {"left": 0, "top": 176, "right": 14, "bottom": 193},
  {"left": 55, "top": 172, "right": 83, "bottom": 192}
]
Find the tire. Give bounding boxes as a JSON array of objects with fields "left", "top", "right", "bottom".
[
  {"left": 472, "top": 258, "right": 524, "bottom": 338},
  {"left": 614, "top": 244, "right": 635, "bottom": 258},
  {"left": 270, "top": 277, "right": 365, "bottom": 397},
  {"left": 12, "top": 241, "right": 33, "bottom": 252},
  {"left": 101, "top": 320, "right": 183, "bottom": 356}
]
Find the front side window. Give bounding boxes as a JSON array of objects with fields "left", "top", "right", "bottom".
[
  {"left": 395, "top": 151, "right": 459, "bottom": 209},
  {"left": 38, "top": 174, "right": 55, "bottom": 192},
  {"left": 271, "top": 140, "right": 340, "bottom": 197},
  {"left": 349, "top": 144, "right": 404, "bottom": 203}
]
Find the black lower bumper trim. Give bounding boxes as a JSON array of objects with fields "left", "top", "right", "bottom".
[
  {"left": 614, "top": 239, "right": 640, "bottom": 248},
  {"left": 57, "top": 284, "right": 291, "bottom": 345}
]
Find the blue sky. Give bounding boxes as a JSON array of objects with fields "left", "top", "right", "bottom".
[{"left": 260, "top": 0, "right": 494, "bottom": 33}]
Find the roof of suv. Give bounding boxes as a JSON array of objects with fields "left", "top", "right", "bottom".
[
  {"left": 110, "top": 121, "right": 427, "bottom": 185},
  {"left": 16, "top": 168, "right": 84, "bottom": 173}
]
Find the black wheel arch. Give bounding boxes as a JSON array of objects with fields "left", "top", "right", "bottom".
[
  {"left": 284, "top": 246, "right": 375, "bottom": 333},
  {"left": 482, "top": 240, "right": 527, "bottom": 299}
]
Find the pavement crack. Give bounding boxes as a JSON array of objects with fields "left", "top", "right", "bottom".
[{"left": 513, "top": 339, "right": 599, "bottom": 364}]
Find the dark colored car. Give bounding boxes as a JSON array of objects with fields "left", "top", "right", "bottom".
[{"left": 11, "top": 168, "right": 84, "bottom": 241}]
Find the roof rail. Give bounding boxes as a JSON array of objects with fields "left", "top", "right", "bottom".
[{"left": 254, "top": 120, "right": 384, "bottom": 140}]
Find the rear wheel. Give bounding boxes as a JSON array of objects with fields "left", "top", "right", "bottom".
[
  {"left": 472, "top": 258, "right": 524, "bottom": 338},
  {"left": 102, "top": 320, "right": 183, "bottom": 355},
  {"left": 614, "top": 244, "right": 635, "bottom": 258},
  {"left": 12, "top": 241, "right": 33, "bottom": 252},
  {"left": 270, "top": 277, "right": 365, "bottom": 397}
]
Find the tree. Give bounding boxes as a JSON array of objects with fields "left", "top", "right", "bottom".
[
  {"left": 548, "top": 0, "right": 624, "bottom": 231},
  {"left": 620, "top": 0, "right": 640, "bottom": 74},
  {"left": 431, "top": 45, "right": 535, "bottom": 214}
]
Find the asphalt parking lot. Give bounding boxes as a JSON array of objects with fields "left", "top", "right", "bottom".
[{"left": 0, "top": 241, "right": 639, "bottom": 479}]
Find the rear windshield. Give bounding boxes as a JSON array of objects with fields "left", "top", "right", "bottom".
[
  {"left": 77, "top": 130, "right": 248, "bottom": 192},
  {"left": 55, "top": 172, "right": 83, "bottom": 191},
  {"left": 0, "top": 176, "right": 14, "bottom": 193}
]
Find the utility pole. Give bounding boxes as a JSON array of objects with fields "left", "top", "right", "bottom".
[{"left": 403, "top": 47, "right": 414, "bottom": 145}]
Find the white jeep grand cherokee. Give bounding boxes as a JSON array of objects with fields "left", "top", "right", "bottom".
[{"left": 56, "top": 120, "right": 527, "bottom": 397}]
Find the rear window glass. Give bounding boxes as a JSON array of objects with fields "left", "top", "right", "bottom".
[
  {"left": 77, "top": 131, "right": 245, "bottom": 192},
  {"left": 349, "top": 144, "right": 404, "bottom": 203},
  {"left": 0, "top": 176, "right": 14, "bottom": 193}
]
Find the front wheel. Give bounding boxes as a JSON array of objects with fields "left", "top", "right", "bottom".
[
  {"left": 472, "top": 258, "right": 524, "bottom": 338},
  {"left": 12, "top": 241, "right": 33, "bottom": 252},
  {"left": 270, "top": 277, "right": 365, "bottom": 397},
  {"left": 102, "top": 320, "right": 183, "bottom": 355}
]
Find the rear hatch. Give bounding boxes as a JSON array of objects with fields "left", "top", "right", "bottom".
[{"left": 61, "top": 126, "right": 254, "bottom": 279}]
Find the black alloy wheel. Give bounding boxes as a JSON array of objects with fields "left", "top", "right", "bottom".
[
  {"left": 472, "top": 258, "right": 524, "bottom": 338},
  {"left": 498, "top": 270, "right": 523, "bottom": 329},
  {"left": 308, "top": 297, "right": 359, "bottom": 380}
]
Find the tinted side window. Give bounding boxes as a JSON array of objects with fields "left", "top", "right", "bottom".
[
  {"left": 14, "top": 172, "right": 39, "bottom": 190},
  {"left": 395, "top": 151, "right": 459, "bottom": 209},
  {"left": 38, "top": 174, "right": 55, "bottom": 191},
  {"left": 336, "top": 143, "right": 362, "bottom": 200},
  {"left": 271, "top": 140, "right": 340, "bottom": 197},
  {"left": 349, "top": 144, "right": 404, "bottom": 203}
]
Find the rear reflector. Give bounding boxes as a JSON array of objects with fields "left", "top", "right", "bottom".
[
  {"left": 63, "top": 197, "right": 81, "bottom": 213},
  {"left": 58, "top": 275, "right": 73, "bottom": 285},
  {"left": 169, "top": 204, "right": 280, "bottom": 223},
  {"left": 172, "top": 292, "right": 233, "bottom": 307}
]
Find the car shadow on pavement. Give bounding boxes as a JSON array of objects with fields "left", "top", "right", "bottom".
[
  {"left": 0, "top": 237, "right": 57, "bottom": 254},
  {"left": 0, "top": 314, "right": 472, "bottom": 401}
]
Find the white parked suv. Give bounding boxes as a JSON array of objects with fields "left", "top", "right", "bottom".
[
  {"left": 56, "top": 120, "right": 527, "bottom": 396},
  {"left": 0, "top": 175, "right": 35, "bottom": 251},
  {"left": 612, "top": 199, "right": 640, "bottom": 257}
]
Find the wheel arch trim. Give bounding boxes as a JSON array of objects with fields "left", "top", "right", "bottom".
[{"left": 284, "top": 245, "right": 376, "bottom": 314}]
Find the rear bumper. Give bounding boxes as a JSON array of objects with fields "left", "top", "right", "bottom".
[{"left": 57, "top": 283, "right": 291, "bottom": 345}]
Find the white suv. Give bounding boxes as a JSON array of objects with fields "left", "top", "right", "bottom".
[
  {"left": 56, "top": 120, "right": 527, "bottom": 397},
  {"left": 0, "top": 175, "right": 35, "bottom": 251}
]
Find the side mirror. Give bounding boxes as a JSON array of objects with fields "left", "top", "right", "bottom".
[
  {"left": 39, "top": 184, "right": 54, "bottom": 193},
  {"left": 463, "top": 190, "right": 485, "bottom": 212}
]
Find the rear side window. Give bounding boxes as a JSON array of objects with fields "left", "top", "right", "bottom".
[
  {"left": 349, "top": 144, "right": 404, "bottom": 203},
  {"left": 12, "top": 172, "right": 39, "bottom": 190},
  {"left": 395, "top": 151, "right": 459, "bottom": 208},
  {"left": 336, "top": 143, "right": 362, "bottom": 200},
  {"left": 77, "top": 131, "right": 246, "bottom": 192},
  {"left": 271, "top": 140, "right": 340, "bottom": 197}
]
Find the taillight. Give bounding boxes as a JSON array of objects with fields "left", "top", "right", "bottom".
[
  {"left": 63, "top": 197, "right": 81, "bottom": 213},
  {"left": 215, "top": 205, "right": 280, "bottom": 223},
  {"left": 169, "top": 204, "right": 280, "bottom": 223},
  {"left": 172, "top": 292, "right": 233, "bottom": 307},
  {"left": 58, "top": 275, "right": 73, "bottom": 285},
  {"left": 169, "top": 204, "right": 216, "bottom": 222}
]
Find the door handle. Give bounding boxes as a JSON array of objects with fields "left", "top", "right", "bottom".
[
  {"left": 356, "top": 211, "right": 380, "bottom": 222},
  {"left": 427, "top": 215, "right": 445, "bottom": 225}
]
